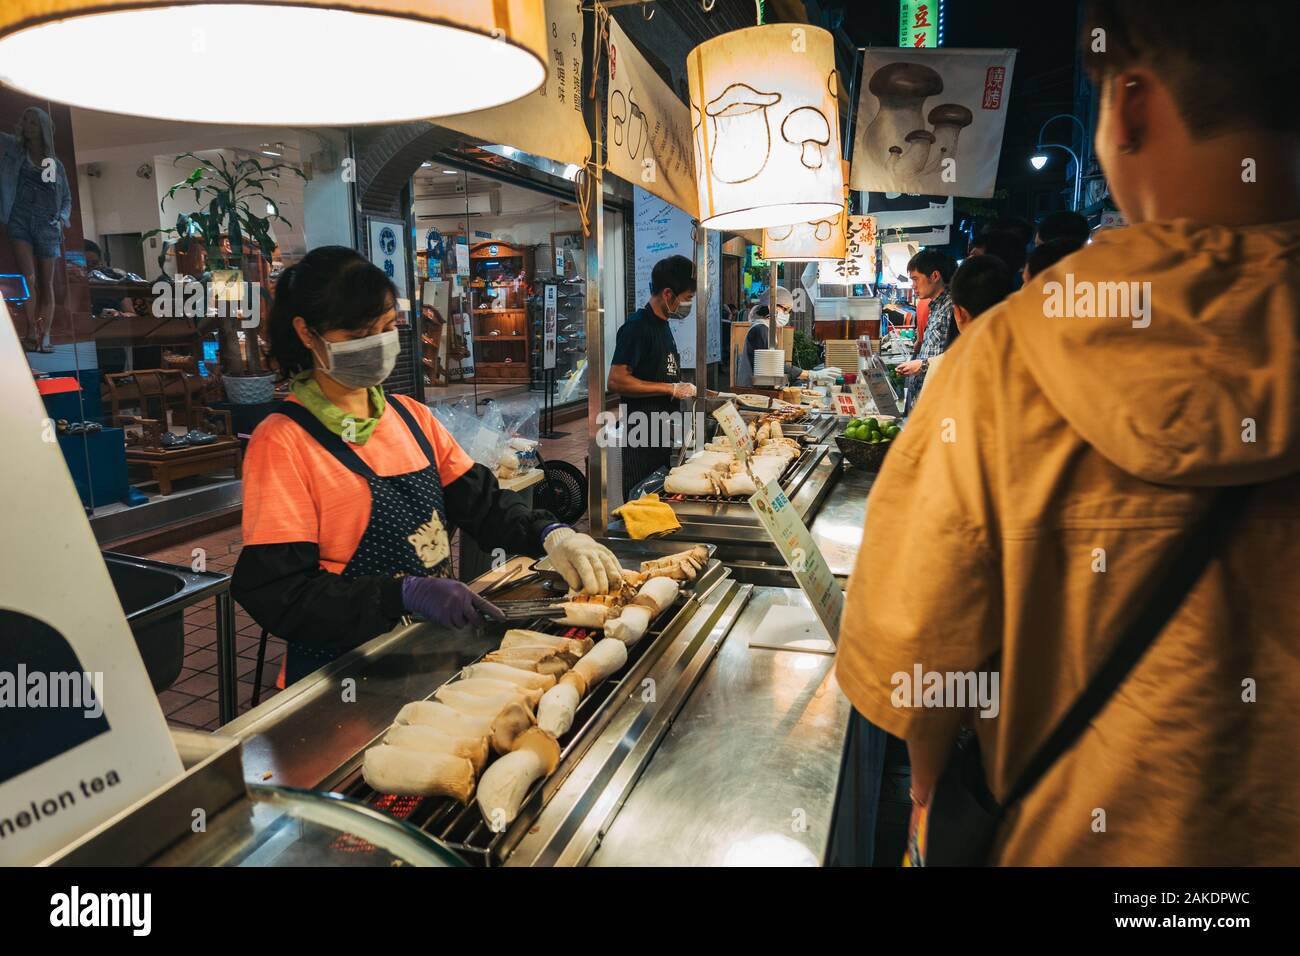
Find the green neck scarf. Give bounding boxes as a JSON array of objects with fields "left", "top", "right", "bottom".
[{"left": 290, "top": 372, "right": 386, "bottom": 445}]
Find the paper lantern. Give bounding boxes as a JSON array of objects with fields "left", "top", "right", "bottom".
[
  {"left": 0, "top": 0, "right": 547, "bottom": 125},
  {"left": 688, "top": 24, "right": 843, "bottom": 231},
  {"left": 761, "top": 159, "right": 849, "bottom": 261}
]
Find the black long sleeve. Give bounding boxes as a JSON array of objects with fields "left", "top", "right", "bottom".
[
  {"left": 443, "top": 462, "right": 559, "bottom": 558},
  {"left": 232, "top": 542, "right": 406, "bottom": 650}
]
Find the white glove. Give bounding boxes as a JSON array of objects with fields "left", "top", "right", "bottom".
[
  {"left": 544, "top": 528, "right": 624, "bottom": 595},
  {"left": 670, "top": 382, "right": 697, "bottom": 400}
]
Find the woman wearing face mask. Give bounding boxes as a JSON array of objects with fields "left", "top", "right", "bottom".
[
  {"left": 233, "top": 246, "right": 622, "bottom": 686},
  {"left": 734, "top": 286, "right": 809, "bottom": 388}
]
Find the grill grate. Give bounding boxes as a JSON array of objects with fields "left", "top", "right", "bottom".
[
  {"left": 334, "top": 597, "right": 690, "bottom": 865},
  {"left": 664, "top": 450, "right": 809, "bottom": 503}
]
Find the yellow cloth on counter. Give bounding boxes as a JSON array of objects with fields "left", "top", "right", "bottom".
[{"left": 614, "top": 493, "right": 681, "bottom": 539}]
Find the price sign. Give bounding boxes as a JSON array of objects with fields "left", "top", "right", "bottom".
[
  {"left": 862, "top": 355, "right": 901, "bottom": 417},
  {"left": 850, "top": 382, "right": 876, "bottom": 416},
  {"left": 749, "top": 479, "right": 844, "bottom": 640},
  {"left": 712, "top": 401, "right": 753, "bottom": 461}
]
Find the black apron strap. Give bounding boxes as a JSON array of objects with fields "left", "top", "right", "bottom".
[
  {"left": 269, "top": 400, "right": 378, "bottom": 481},
  {"left": 385, "top": 394, "right": 439, "bottom": 470}
]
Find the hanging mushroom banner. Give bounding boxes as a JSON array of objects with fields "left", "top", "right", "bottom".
[
  {"left": 849, "top": 48, "right": 1017, "bottom": 198},
  {"left": 687, "top": 24, "right": 844, "bottom": 231},
  {"left": 606, "top": 17, "right": 698, "bottom": 217},
  {"left": 439, "top": 0, "right": 589, "bottom": 167}
]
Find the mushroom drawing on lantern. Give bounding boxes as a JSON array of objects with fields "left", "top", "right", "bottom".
[
  {"left": 688, "top": 23, "right": 843, "bottom": 230},
  {"left": 704, "top": 83, "right": 783, "bottom": 183},
  {"left": 782, "top": 107, "right": 832, "bottom": 170},
  {"left": 760, "top": 158, "right": 849, "bottom": 261}
]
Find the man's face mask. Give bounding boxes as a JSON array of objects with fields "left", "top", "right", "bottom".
[
  {"left": 775, "top": 308, "right": 791, "bottom": 328},
  {"left": 669, "top": 292, "right": 694, "bottom": 319},
  {"left": 313, "top": 328, "right": 400, "bottom": 389}
]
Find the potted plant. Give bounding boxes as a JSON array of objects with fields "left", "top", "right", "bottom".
[{"left": 147, "top": 152, "right": 304, "bottom": 404}]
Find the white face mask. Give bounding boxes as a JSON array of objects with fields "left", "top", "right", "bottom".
[
  {"left": 669, "top": 294, "right": 694, "bottom": 319},
  {"left": 775, "top": 309, "right": 790, "bottom": 328},
  {"left": 314, "top": 328, "right": 400, "bottom": 389}
]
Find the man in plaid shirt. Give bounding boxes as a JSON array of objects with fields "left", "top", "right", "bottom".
[{"left": 896, "top": 250, "right": 957, "bottom": 413}]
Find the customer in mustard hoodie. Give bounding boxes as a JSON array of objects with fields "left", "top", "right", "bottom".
[{"left": 837, "top": 0, "right": 1300, "bottom": 865}]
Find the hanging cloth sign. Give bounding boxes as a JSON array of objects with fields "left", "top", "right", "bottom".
[
  {"left": 605, "top": 16, "right": 699, "bottom": 217},
  {"left": 850, "top": 48, "right": 1017, "bottom": 198},
  {"left": 439, "top": 0, "right": 590, "bottom": 167}
]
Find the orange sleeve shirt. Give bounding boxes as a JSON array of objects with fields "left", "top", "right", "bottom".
[{"left": 241, "top": 394, "right": 475, "bottom": 573}]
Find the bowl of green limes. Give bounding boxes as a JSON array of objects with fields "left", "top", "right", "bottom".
[{"left": 835, "top": 416, "right": 902, "bottom": 470}]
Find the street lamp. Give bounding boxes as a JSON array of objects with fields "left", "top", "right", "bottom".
[{"left": 1031, "top": 114, "right": 1087, "bottom": 211}]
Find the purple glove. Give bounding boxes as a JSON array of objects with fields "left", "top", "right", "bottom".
[{"left": 400, "top": 576, "right": 505, "bottom": 629}]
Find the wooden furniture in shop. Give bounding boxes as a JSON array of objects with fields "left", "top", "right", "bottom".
[
  {"left": 123, "top": 437, "right": 243, "bottom": 495},
  {"left": 470, "top": 240, "right": 532, "bottom": 383}
]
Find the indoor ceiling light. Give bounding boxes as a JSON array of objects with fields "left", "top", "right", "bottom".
[
  {"left": 0, "top": 1, "right": 547, "bottom": 125},
  {"left": 1030, "top": 154, "right": 1049, "bottom": 170},
  {"left": 688, "top": 24, "right": 844, "bottom": 231}
]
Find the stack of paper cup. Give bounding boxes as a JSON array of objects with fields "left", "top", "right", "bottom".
[{"left": 754, "top": 349, "right": 785, "bottom": 378}]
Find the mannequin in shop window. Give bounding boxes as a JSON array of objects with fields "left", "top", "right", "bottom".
[{"left": 0, "top": 106, "right": 72, "bottom": 353}]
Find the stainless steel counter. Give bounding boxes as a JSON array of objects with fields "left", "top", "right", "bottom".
[
  {"left": 222, "top": 620, "right": 495, "bottom": 790},
  {"left": 809, "top": 463, "right": 874, "bottom": 579},
  {"left": 587, "top": 585, "right": 850, "bottom": 866}
]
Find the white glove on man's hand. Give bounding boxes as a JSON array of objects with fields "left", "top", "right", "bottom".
[
  {"left": 670, "top": 382, "right": 697, "bottom": 399},
  {"left": 544, "top": 527, "right": 624, "bottom": 595}
]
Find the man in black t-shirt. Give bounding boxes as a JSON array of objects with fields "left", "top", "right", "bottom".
[{"left": 610, "top": 254, "right": 698, "bottom": 499}]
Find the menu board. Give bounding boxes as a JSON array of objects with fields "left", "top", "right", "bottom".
[
  {"left": 712, "top": 401, "right": 753, "bottom": 461},
  {"left": 749, "top": 480, "right": 844, "bottom": 641},
  {"left": 632, "top": 188, "right": 721, "bottom": 367}
]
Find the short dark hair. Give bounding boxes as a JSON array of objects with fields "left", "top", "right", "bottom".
[
  {"left": 1025, "top": 237, "right": 1086, "bottom": 280},
  {"left": 970, "top": 229, "right": 1027, "bottom": 274},
  {"left": 1036, "top": 210, "right": 1090, "bottom": 245},
  {"left": 991, "top": 216, "right": 1033, "bottom": 249},
  {"left": 267, "top": 246, "right": 398, "bottom": 379},
  {"left": 1083, "top": 0, "right": 1300, "bottom": 137},
  {"left": 906, "top": 249, "right": 956, "bottom": 284},
  {"left": 950, "top": 255, "right": 1016, "bottom": 321},
  {"left": 650, "top": 254, "right": 696, "bottom": 297}
]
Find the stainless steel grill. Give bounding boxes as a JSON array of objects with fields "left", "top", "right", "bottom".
[{"left": 327, "top": 556, "right": 725, "bottom": 866}]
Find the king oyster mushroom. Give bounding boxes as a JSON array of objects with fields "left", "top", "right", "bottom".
[
  {"left": 781, "top": 106, "right": 832, "bottom": 170},
  {"left": 899, "top": 129, "right": 936, "bottom": 176},
  {"left": 704, "top": 82, "right": 783, "bottom": 184},
  {"left": 922, "top": 103, "right": 974, "bottom": 175},
  {"left": 862, "top": 62, "right": 944, "bottom": 172}
]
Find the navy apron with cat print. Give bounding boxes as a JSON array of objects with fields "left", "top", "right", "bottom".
[{"left": 269, "top": 397, "right": 452, "bottom": 683}]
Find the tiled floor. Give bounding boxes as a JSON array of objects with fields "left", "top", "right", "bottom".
[
  {"left": 142, "top": 526, "right": 286, "bottom": 732},
  {"left": 142, "top": 419, "right": 591, "bottom": 731}
]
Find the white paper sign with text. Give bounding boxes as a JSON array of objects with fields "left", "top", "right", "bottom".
[
  {"left": 749, "top": 479, "right": 844, "bottom": 641},
  {"left": 0, "top": 307, "right": 182, "bottom": 865}
]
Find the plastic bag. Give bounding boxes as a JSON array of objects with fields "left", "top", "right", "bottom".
[{"left": 430, "top": 400, "right": 509, "bottom": 468}]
